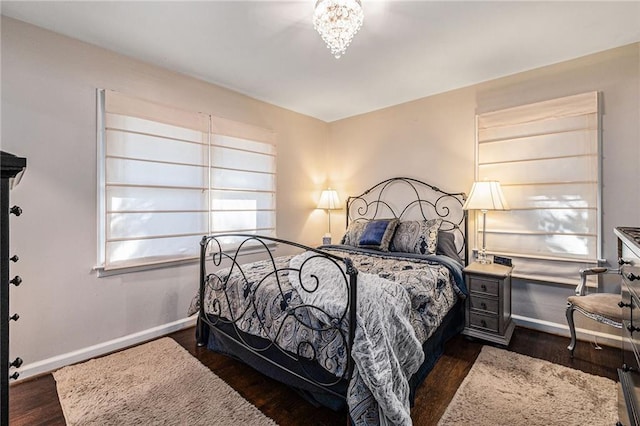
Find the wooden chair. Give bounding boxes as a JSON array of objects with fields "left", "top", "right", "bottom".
[{"left": 566, "top": 267, "right": 623, "bottom": 357}]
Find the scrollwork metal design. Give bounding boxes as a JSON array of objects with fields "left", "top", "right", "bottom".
[
  {"left": 346, "top": 177, "right": 467, "bottom": 261},
  {"left": 198, "top": 234, "right": 357, "bottom": 391}
]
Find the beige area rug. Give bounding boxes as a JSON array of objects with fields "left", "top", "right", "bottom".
[
  {"left": 438, "top": 345, "right": 617, "bottom": 426},
  {"left": 53, "top": 337, "right": 277, "bottom": 425}
]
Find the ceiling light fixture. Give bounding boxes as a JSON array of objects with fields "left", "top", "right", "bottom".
[{"left": 313, "top": 0, "right": 364, "bottom": 59}]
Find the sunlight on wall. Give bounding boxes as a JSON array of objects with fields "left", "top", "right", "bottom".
[{"left": 533, "top": 194, "right": 590, "bottom": 255}]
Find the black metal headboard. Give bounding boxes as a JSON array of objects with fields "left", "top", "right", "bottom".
[{"left": 345, "top": 177, "right": 468, "bottom": 262}]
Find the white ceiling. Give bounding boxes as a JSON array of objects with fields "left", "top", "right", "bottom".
[{"left": 2, "top": 1, "right": 640, "bottom": 122}]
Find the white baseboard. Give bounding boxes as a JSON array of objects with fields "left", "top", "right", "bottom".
[
  {"left": 13, "top": 316, "right": 197, "bottom": 382},
  {"left": 512, "top": 314, "right": 622, "bottom": 348},
  {"left": 12, "top": 314, "right": 621, "bottom": 383}
]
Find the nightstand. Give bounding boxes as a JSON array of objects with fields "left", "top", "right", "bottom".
[{"left": 462, "top": 262, "right": 514, "bottom": 346}]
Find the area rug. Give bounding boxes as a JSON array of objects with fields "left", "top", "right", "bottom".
[
  {"left": 53, "top": 337, "right": 277, "bottom": 425},
  {"left": 438, "top": 345, "right": 617, "bottom": 426}
]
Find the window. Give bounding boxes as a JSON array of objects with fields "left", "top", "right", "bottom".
[
  {"left": 96, "top": 90, "right": 276, "bottom": 274},
  {"left": 475, "top": 92, "right": 600, "bottom": 285}
]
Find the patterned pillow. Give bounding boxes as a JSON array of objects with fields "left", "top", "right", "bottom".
[
  {"left": 390, "top": 219, "right": 442, "bottom": 255},
  {"left": 358, "top": 219, "right": 399, "bottom": 251},
  {"left": 341, "top": 220, "right": 368, "bottom": 246}
]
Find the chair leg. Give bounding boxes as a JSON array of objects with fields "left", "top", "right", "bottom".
[{"left": 566, "top": 303, "right": 577, "bottom": 357}]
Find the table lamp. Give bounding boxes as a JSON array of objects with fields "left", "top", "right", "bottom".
[
  {"left": 317, "top": 188, "right": 341, "bottom": 244},
  {"left": 463, "top": 181, "right": 509, "bottom": 264}
]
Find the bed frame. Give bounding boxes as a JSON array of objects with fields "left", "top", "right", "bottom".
[
  {"left": 195, "top": 177, "right": 467, "bottom": 412},
  {"left": 345, "top": 176, "right": 467, "bottom": 262}
]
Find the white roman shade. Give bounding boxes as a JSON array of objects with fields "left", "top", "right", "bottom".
[
  {"left": 475, "top": 92, "right": 601, "bottom": 285},
  {"left": 97, "top": 89, "right": 276, "bottom": 272}
]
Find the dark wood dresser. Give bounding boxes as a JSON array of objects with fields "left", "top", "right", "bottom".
[
  {"left": 0, "top": 151, "right": 26, "bottom": 425},
  {"left": 616, "top": 227, "right": 640, "bottom": 426}
]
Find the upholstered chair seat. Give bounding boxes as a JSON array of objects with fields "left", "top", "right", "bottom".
[{"left": 566, "top": 268, "right": 623, "bottom": 357}]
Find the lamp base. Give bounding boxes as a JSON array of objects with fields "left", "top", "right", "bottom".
[
  {"left": 322, "top": 234, "right": 332, "bottom": 245},
  {"left": 477, "top": 250, "right": 492, "bottom": 264}
]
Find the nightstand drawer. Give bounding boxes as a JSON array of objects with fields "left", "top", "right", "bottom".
[
  {"left": 469, "top": 296, "right": 499, "bottom": 314},
  {"left": 469, "top": 312, "right": 499, "bottom": 332},
  {"left": 468, "top": 277, "right": 499, "bottom": 297}
]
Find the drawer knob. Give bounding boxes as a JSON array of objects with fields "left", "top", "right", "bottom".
[
  {"left": 481, "top": 319, "right": 487, "bottom": 328},
  {"left": 626, "top": 273, "right": 640, "bottom": 282},
  {"left": 619, "top": 301, "right": 633, "bottom": 308},
  {"left": 9, "top": 372, "right": 19, "bottom": 381},
  {"left": 9, "top": 255, "right": 18, "bottom": 263},
  {"left": 620, "top": 258, "right": 633, "bottom": 266},
  {"left": 481, "top": 284, "right": 487, "bottom": 291},
  {"left": 10, "top": 276, "right": 21, "bottom": 286},
  {"left": 9, "top": 313, "right": 19, "bottom": 322},
  {"left": 10, "top": 205, "right": 22, "bottom": 216},
  {"left": 480, "top": 302, "right": 487, "bottom": 310},
  {"left": 10, "top": 357, "right": 22, "bottom": 368}
]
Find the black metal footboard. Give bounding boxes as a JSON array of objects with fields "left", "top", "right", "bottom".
[{"left": 196, "top": 234, "right": 358, "bottom": 399}]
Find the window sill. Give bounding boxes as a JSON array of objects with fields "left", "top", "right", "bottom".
[
  {"left": 94, "top": 242, "right": 278, "bottom": 277},
  {"left": 94, "top": 257, "right": 199, "bottom": 277}
]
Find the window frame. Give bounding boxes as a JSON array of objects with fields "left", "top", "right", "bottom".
[
  {"left": 473, "top": 92, "right": 602, "bottom": 286},
  {"left": 95, "top": 89, "right": 277, "bottom": 276}
]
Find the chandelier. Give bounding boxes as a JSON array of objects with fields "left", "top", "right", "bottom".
[{"left": 313, "top": 0, "right": 364, "bottom": 59}]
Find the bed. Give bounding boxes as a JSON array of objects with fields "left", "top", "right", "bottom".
[{"left": 190, "top": 177, "right": 468, "bottom": 425}]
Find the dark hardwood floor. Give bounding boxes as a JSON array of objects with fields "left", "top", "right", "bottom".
[{"left": 8, "top": 326, "right": 620, "bottom": 425}]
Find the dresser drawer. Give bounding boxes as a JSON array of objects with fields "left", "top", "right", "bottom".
[
  {"left": 469, "top": 295, "right": 499, "bottom": 314},
  {"left": 621, "top": 241, "right": 640, "bottom": 265},
  {"left": 623, "top": 266, "right": 640, "bottom": 311},
  {"left": 468, "top": 276, "right": 500, "bottom": 297},
  {"left": 623, "top": 265, "right": 640, "bottom": 287},
  {"left": 469, "top": 312, "right": 499, "bottom": 332},
  {"left": 624, "top": 319, "right": 640, "bottom": 377},
  {"left": 622, "top": 283, "right": 640, "bottom": 329}
]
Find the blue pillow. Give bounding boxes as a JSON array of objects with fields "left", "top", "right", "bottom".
[
  {"left": 358, "top": 219, "right": 399, "bottom": 251},
  {"left": 341, "top": 220, "right": 368, "bottom": 246}
]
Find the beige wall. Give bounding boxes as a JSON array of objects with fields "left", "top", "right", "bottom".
[
  {"left": 328, "top": 43, "right": 640, "bottom": 339},
  {"left": 2, "top": 14, "right": 639, "bottom": 374},
  {"left": 328, "top": 88, "right": 476, "bottom": 229},
  {"left": 1, "top": 17, "right": 330, "bottom": 374}
]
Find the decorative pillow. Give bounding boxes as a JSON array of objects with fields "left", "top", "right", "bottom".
[
  {"left": 436, "top": 231, "right": 463, "bottom": 265},
  {"left": 357, "top": 219, "right": 399, "bottom": 251},
  {"left": 390, "top": 219, "right": 442, "bottom": 255},
  {"left": 341, "top": 220, "right": 368, "bottom": 246}
]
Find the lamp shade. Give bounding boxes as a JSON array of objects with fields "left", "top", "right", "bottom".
[
  {"left": 317, "top": 189, "right": 341, "bottom": 210},
  {"left": 463, "top": 181, "right": 510, "bottom": 211}
]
